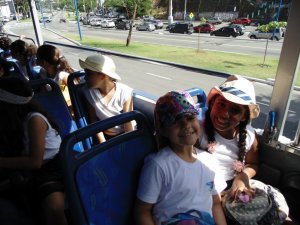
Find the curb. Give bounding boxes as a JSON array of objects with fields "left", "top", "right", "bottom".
[{"left": 242, "top": 76, "right": 300, "bottom": 91}]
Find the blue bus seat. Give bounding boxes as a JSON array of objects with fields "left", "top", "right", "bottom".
[
  {"left": 30, "top": 78, "right": 83, "bottom": 152},
  {"left": 132, "top": 90, "right": 156, "bottom": 132},
  {"left": 67, "top": 70, "right": 89, "bottom": 128},
  {"left": 26, "top": 55, "right": 41, "bottom": 80},
  {"left": 6, "top": 58, "right": 28, "bottom": 80},
  {"left": 67, "top": 70, "right": 92, "bottom": 148},
  {"left": 60, "top": 110, "right": 157, "bottom": 225},
  {"left": 0, "top": 49, "right": 11, "bottom": 59},
  {"left": 185, "top": 87, "right": 208, "bottom": 121}
]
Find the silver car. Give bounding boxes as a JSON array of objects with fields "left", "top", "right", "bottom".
[
  {"left": 146, "top": 19, "right": 164, "bottom": 29},
  {"left": 248, "top": 28, "right": 283, "bottom": 41},
  {"left": 136, "top": 22, "right": 155, "bottom": 31}
]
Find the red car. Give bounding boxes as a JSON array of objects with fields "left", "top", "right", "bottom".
[
  {"left": 193, "top": 23, "right": 215, "bottom": 33},
  {"left": 231, "top": 18, "right": 251, "bottom": 25}
]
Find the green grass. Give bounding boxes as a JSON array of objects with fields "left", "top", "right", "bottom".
[{"left": 65, "top": 33, "right": 300, "bottom": 86}]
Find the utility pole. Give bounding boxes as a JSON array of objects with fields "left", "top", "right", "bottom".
[
  {"left": 183, "top": 0, "right": 187, "bottom": 21},
  {"left": 168, "top": 0, "right": 173, "bottom": 25}
]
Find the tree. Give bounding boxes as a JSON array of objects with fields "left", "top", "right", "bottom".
[
  {"left": 15, "top": 0, "right": 30, "bottom": 19},
  {"left": 104, "top": 0, "right": 152, "bottom": 46}
]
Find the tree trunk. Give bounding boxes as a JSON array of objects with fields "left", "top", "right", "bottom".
[{"left": 126, "top": 2, "right": 137, "bottom": 47}]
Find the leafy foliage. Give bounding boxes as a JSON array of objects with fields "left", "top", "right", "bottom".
[
  {"left": 104, "top": 0, "right": 152, "bottom": 18},
  {"left": 200, "top": 17, "right": 207, "bottom": 24},
  {"left": 258, "top": 21, "right": 287, "bottom": 32}
]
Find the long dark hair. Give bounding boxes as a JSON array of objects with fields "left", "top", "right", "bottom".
[
  {"left": 204, "top": 95, "right": 250, "bottom": 162},
  {"left": 36, "top": 44, "right": 74, "bottom": 74},
  {"left": 0, "top": 77, "right": 59, "bottom": 156}
]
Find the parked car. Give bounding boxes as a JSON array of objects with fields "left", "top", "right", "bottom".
[
  {"left": 248, "top": 28, "right": 283, "bottom": 41},
  {"left": 136, "top": 22, "right": 155, "bottom": 31},
  {"left": 210, "top": 27, "right": 239, "bottom": 37},
  {"left": 229, "top": 24, "right": 245, "bottom": 35},
  {"left": 231, "top": 17, "right": 251, "bottom": 25},
  {"left": 89, "top": 18, "right": 102, "bottom": 26},
  {"left": 142, "top": 15, "right": 154, "bottom": 20},
  {"left": 100, "top": 19, "right": 115, "bottom": 28},
  {"left": 39, "top": 16, "right": 52, "bottom": 23},
  {"left": 2, "top": 16, "right": 10, "bottom": 22},
  {"left": 206, "top": 17, "right": 222, "bottom": 24},
  {"left": 81, "top": 17, "right": 88, "bottom": 25},
  {"left": 82, "top": 16, "right": 95, "bottom": 25},
  {"left": 145, "top": 19, "right": 164, "bottom": 29},
  {"left": 166, "top": 21, "right": 179, "bottom": 30},
  {"left": 169, "top": 23, "right": 193, "bottom": 34},
  {"left": 193, "top": 23, "right": 215, "bottom": 33},
  {"left": 115, "top": 19, "right": 130, "bottom": 30}
]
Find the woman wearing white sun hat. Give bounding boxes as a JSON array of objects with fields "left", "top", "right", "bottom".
[
  {"left": 79, "top": 54, "right": 135, "bottom": 143},
  {"left": 199, "top": 75, "right": 260, "bottom": 198}
]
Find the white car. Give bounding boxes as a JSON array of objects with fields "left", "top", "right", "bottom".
[
  {"left": 248, "top": 28, "right": 283, "bottom": 41},
  {"left": 89, "top": 18, "right": 102, "bottom": 26},
  {"left": 39, "top": 16, "right": 52, "bottom": 23},
  {"left": 206, "top": 17, "right": 222, "bottom": 24},
  {"left": 101, "top": 19, "right": 115, "bottom": 28}
]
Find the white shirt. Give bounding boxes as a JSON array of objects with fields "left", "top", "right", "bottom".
[
  {"left": 83, "top": 82, "right": 133, "bottom": 135},
  {"left": 40, "top": 68, "right": 68, "bottom": 85},
  {"left": 199, "top": 125, "right": 256, "bottom": 181},
  {"left": 137, "top": 146, "right": 226, "bottom": 225}
]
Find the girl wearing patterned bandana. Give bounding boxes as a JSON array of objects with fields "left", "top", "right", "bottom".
[
  {"left": 135, "top": 91, "right": 227, "bottom": 225},
  {"left": 0, "top": 77, "right": 68, "bottom": 225},
  {"left": 199, "top": 75, "right": 260, "bottom": 198}
]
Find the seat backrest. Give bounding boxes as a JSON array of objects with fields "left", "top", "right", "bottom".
[
  {"left": 67, "top": 70, "right": 89, "bottom": 128},
  {"left": 133, "top": 90, "right": 156, "bottom": 132},
  {"left": 67, "top": 70, "right": 92, "bottom": 148},
  {"left": 185, "top": 87, "right": 208, "bottom": 121},
  {"left": 60, "top": 110, "right": 157, "bottom": 225},
  {"left": 30, "top": 78, "right": 83, "bottom": 152},
  {"left": 6, "top": 58, "right": 28, "bottom": 80},
  {"left": 26, "top": 55, "right": 41, "bottom": 80}
]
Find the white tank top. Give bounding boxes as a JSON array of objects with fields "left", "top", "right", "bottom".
[{"left": 23, "top": 112, "right": 61, "bottom": 160}]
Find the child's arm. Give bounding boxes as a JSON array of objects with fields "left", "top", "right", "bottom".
[
  {"left": 134, "top": 198, "right": 155, "bottom": 225},
  {"left": 230, "top": 136, "right": 259, "bottom": 197},
  {"left": 0, "top": 115, "right": 46, "bottom": 169},
  {"left": 122, "top": 96, "right": 134, "bottom": 132},
  {"left": 212, "top": 194, "right": 227, "bottom": 225},
  {"left": 85, "top": 101, "right": 106, "bottom": 143}
]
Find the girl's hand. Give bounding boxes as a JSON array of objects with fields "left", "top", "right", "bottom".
[{"left": 229, "top": 172, "right": 251, "bottom": 197}]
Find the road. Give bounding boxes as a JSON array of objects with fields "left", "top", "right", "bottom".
[
  {"left": 6, "top": 12, "right": 283, "bottom": 58},
  {"left": 5, "top": 18, "right": 299, "bottom": 141},
  {"left": 58, "top": 20, "right": 283, "bottom": 57}
]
